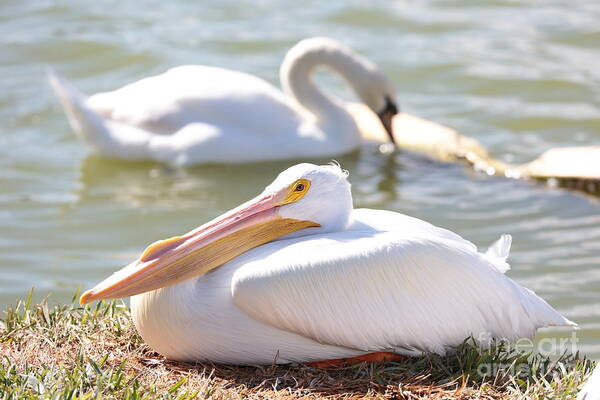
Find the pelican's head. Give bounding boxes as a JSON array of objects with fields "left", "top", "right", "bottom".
[
  {"left": 264, "top": 163, "right": 352, "bottom": 236},
  {"left": 80, "top": 163, "right": 352, "bottom": 304}
]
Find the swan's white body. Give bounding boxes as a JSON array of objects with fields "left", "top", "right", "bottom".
[
  {"left": 579, "top": 364, "right": 600, "bottom": 400},
  {"left": 50, "top": 38, "right": 396, "bottom": 165},
  {"left": 81, "top": 163, "right": 574, "bottom": 365}
]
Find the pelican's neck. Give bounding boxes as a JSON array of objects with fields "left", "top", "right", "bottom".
[{"left": 280, "top": 39, "right": 371, "bottom": 138}]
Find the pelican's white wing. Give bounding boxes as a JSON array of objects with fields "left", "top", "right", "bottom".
[{"left": 231, "top": 209, "right": 573, "bottom": 356}]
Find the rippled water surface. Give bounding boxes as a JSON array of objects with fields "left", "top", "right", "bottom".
[{"left": 1, "top": 0, "right": 599, "bottom": 358}]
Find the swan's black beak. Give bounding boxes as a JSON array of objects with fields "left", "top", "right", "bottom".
[{"left": 376, "top": 96, "right": 399, "bottom": 145}]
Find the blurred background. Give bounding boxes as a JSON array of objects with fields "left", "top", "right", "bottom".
[{"left": 0, "top": 0, "right": 599, "bottom": 358}]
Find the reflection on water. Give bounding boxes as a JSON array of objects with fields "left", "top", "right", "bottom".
[{"left": 0, "top": 0, "right": 599, "bottom": 359}]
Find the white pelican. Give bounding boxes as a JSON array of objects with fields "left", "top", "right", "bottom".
[
  {"left": 579, "top": 364, "right": 600, "bottom": 400},
  {"left": 81, "top": 163, "right": 574, "bottom": 365},
  {"left": 49, "top": 38, "right": 398, "bottom": 166}
]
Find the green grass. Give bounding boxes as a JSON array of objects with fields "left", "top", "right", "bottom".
[{"left": 0, "top": 290, "right": 595, "bottom": 399}]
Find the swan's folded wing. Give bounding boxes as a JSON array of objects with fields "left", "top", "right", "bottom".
[
  {"left": 87, "top": 66, "right": 303, "bottom": 136},
  {"left": 231, "top": 231, "right": 572, "bottom": 356}
]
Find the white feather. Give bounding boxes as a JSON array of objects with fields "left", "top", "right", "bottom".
[{"left": 485, "top": 234, "right": 512, "bottom": 273}]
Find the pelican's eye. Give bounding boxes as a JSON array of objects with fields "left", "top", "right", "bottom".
[{"left": 278, "top": 179, "right": 311, "bottom": 205}]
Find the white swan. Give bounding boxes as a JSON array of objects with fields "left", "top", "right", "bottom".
[
  {"left": 81, "top": 163, "right": 574, "bottom": 365},
  {"left": 49, "top": 38, "right": 398, "bottom": 166}
]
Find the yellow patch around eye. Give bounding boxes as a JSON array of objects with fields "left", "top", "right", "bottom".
[
  {"left": 277, "top": 179, "right": 311, "bottom": 206},
  {"left": 141, "top": 235, "right": 187, "bottom": 262}
]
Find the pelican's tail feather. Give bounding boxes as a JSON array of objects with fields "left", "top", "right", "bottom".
[
  {"left": 518, "top": 285, "right": 577, "bottom": 329},
  {"left": 48, "top": 70, "right": 152, "bottom": 160},
  {"left": 485, "top": 234, "right": 512, "bottom": 273},
  {"left": 486, "top": 233, "right": 577, "bottom": 329}
]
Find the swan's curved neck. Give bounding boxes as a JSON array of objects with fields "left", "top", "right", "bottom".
[{"left": 280, "top": 41, "right": 370, "bottom": 131}]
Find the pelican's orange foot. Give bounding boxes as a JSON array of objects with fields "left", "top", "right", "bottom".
[{"left": 307, "top": 352, "right": 406, "bottom": 368}]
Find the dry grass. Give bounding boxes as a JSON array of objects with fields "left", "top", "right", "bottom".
[{"left": 0, "top": 291, "right": 595, "bottom": 399}]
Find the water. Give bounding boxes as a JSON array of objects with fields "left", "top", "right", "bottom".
[{"left": 1, "top": 0, "right": 599, "bottom": 358}]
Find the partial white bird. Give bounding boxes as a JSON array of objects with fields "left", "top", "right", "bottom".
[
  {"left": 80, "top": 163, "right": 574, "bottom": 365},
  {"left": 579, "top": 363, "right": 600, "bottom": 400},
  {"left": 49, "top": 38, "right": 398, "bottom": 166}
]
